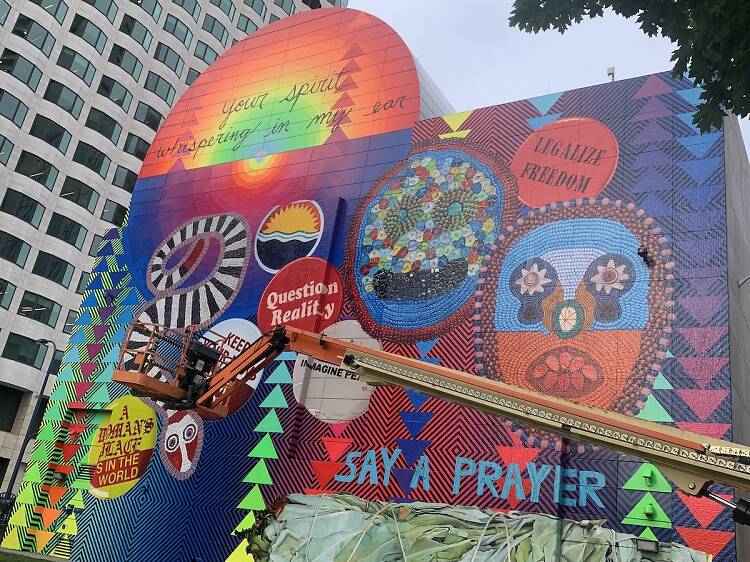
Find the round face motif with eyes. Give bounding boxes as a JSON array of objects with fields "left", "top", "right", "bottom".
[
  {"left": 476, "top": 201, "right": 673, "bottom": 421},
  {"left": 159, "top": 410, "right": 203, "bottom": 480},
  {"left": 346, "top": 140, "right": 517, "bottom": 341}
]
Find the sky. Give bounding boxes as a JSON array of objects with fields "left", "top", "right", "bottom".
[{"left": 348, "top": 0, "right": 750, "bottom": 156}]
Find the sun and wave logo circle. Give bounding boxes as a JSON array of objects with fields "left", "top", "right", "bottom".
[{"left": 255, "top": 200, "right": 324, "bottom": 273}]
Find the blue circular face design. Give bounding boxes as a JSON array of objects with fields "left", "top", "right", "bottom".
[{"left": 345, "top": 140, "right": 517, "bottom": 342}]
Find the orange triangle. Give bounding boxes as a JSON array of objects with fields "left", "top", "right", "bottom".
[
  {"left": 676, "top": 527, "right": 733, "bottom": 557},
  {"left": 29, "top": 529, "right": 55, "bottom": 552},
  {"left": 677, "top": 492, "right": 731, "bottom": 528},
  {"left": 310, "top": 460, "right": 344, "bottom": 488},
  {"left": 496, "top": 477, "right": 532, "bottom": 509},
  {"left": 329, "top": 421, "right": 349, "bottom": 437},
  {"left": 41, "top": 485, "right": 68, "bottom": 509},
  {"left": 321, "top": 436, "right": 353, "bottom": 462},
  {"left": 495, "top": 446, "right": 540, "bottom": 468},
  {"left": 34, "top": 506, "right": 62, "bottom": 530},
  {"left": 60, "top": 443, "right": 81, "bottom": 462}
]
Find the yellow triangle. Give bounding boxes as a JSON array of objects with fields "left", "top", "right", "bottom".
[
  {"left": 226, "top": 538, "right": 253, "bottom": 561},
  {"left": 1, "top": 526, "right": 22, "bottom": 550},
  {"left": 30, "top": 529, "right": 54, "bottom": 553},
  {"left": 442, "top": 111, "right": 472, "bottom": 132},
  {"left": 438, "top": 130, "right": 472, "bottom": 139},
  {"left": 59, "top": 512, "right": 78, "bottom": 535},
  {"left": 8, "top": 506, "right": 28, "bottom": 527}
]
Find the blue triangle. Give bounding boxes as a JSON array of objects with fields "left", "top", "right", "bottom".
[
  {"left": 68, "top": 329, "right": 86, "bottom": 344},
  {"left": 57, "top": 365, "right": 75, "bottom": 381},
  {"left": 527, "top": 92, "right": 563, "bottom": 116},
  {"left": 677, "top": 113, "right": 701, "bottom": 134},
  {"left": 641, "top": 193, "right": 673, "bottom": 216},
  {"left": 405, "top": 390, "right": 428, "bottom": 410},
  {"left": 677, "top": 133, "right": 721, "bottom": 158},
  {"left": 392, "top": 467, "right": 415, "bottom": 494},
  {"left": 679, "top": 184, "right": 722, "bottom": 210},
  {"left": 265, "top": 363, "right": 292, "bottom": 384},
  {"left": 526, "top": 113, "right": 563, "bottom": 131},
  {"left": 97, "top": 242, "right": 115, "bottom": 257},
  {"left": 114, "top": 309, "right": 133, "bottom": 325},
  {"left": 64, "top": 347, "right": 81, "bottom": 362},
  {"left": 81, "top": 293, "right": 99, "bottom": 307},
  {"left": 399, "top": 411, "right": 434, "bottom": 439},
  {"left": 122, "top": 290, "right": 140, "bottom": 306},
  {"left": 676, "top": 87, "right": 704, "bottom": 107},
  {"left": 395, "top": 439, "right": 431, "bottom": 466},
  {"left": 678, "top": 157, "right": 722, "bottom": 185},
  {"left": 93, "top": 257, "right": 110, "bottom": 272},
  {"left": 110, "top": 271, "right": 129, "bottom": 287},
  {"left": 632, "top": 168, "right": 672, "bottom": 193},
  {"left": 87, "top": 275, "right": 104, "bottom": 290},
  {"left": 103, "top": 228, "right": 120, "bottom": 240},
  {"left": 633, "top": 147, "right": 670, "bottom": 168},
  {"left": 103, "top": 345, "right": 121, "bottom": 362},
  {"left": 276, "top": 352, "right": 298, "bottom": 361},
  {"left": 418, "top": 357, "right": 441, "bottom": 365},
  {"left": 666, "top": 350, "right": 674, "bottom": 358},
  {"left": 75, "top": 311, "right": 92, "bottom": 326},
  {"left": 415, "top": 339, "right": 439, "bottom": 357}
]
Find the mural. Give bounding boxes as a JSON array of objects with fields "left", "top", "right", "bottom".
[{"left": 4, "top": 6, "right": 734, "bottom": 562}]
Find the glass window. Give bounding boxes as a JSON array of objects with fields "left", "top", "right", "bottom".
[
  {"left": 0, "top": 278, "right": 16, "bottom": 309},
  {"left": 135, "top": 102, "right": 164, "bottom": 131},
  {"left": 82, "top": 0, "right": 117, "bottom": 23},
  {"left": 113, "top": 166, "right": 137, "bottom": 193},
  {"left": 46, "top": 213, "right": 88, "bottom": 249},
  {"left": 2, "top": 334, "right": 47, "bottom": 369},
  {"left": 124, "top": 133, "right": 150, "bottom": 160},
  {"left": 1, "top": 189, "right": 45, "bottom": 228},
  {"left": 15, "top": 152, "right": 58, "bottom": 190},
  {"left": 210, "top": 0, "right": 235, "bottom": 19},
  {"left": 57, "top": 46, "right": 96, "bottom": 85},
  {"left": 32, "top": 252, "right": 74, "bottom": 287},
  {"left": 73, "top": 142, "right": 110, "bottom": 178},
  {"left": 173, "top": 0, "right": 200, "bottom": 22},
  {"left": 144, "top": 72, "right": 175, "bottom": 104},
  {"left": 47, "top": 350, "right": 63, "bottom": 376},
  {"left": 29, "top": 115, "right": 72, "bottom": 153},
  {"left": 269, "top": 14, "right": 278, "bottom": 22},
  {"left": 85, "top": 108, "right": 122, "bottom": 144},
  {"left": 130, "top": 0, "right": 161, "bottom": 22},
  {"left": 0, "top": 0, "right": 9, "bottom": 25},
  {"left": 0, "top": 134, "right": 12, "bottom": 165},
  {"left": 164, "top": 15, "right": 193, "bottom": 46},
  {"left": 70, "top": 15, "right": 107, "bottom": 54},
  {"left": 237, "top": 14, "right": 258, "bottom": 34},
  {"left": 202, "top": 14, "right": 228, "bottom": 46},
  {"left": 62, "top": 310, "right": 77, "bottom": 334},
  {"left": 75, "top": 271, "right": 90, "bottom": 294},
  {"left": 194, "top": 41, "right": 218, "bottom": 65},
  {"left": 274, "top": 0, "right": 295, "bottom": 14},
  {"left": 97, "top": 75, "right": 132, "bottom": 111},
  {"left": 0, "top": 49, "right": 42, "bottom": 92},
  {"left": 245, "top": 0, "right": 266, "bottom": 19},
  {"left": 154, "top": 43, "right": 184, "bottom": 76},
  {"left": 29, "top": 0, "right": 68, "bottom": 24},
  {"left": 109, "top": 44, "right": 142, "bottom": 80},
  {"left": 0, "top": 90, "right": 28, "bottom": 127},
  {"left": 43, "top": 81, "right": 84, "bottom": 118},
  {"left": 18, "top": 291, "right": 61, "bottom": 327},
  {"left": 120, "top": 14, "right": 152, "bottom": 50},
  {"left": 0, "top": 231, "right": 31, "bottom": 268},
  {"left": 89, "top": 233, "right": 104, "bottom": 256},
  {"left": 186, "top": 67, "right": 200, "bottom": 85},
  {"left": 60, "top": 176, "right": 99, "bottom": 213},
  {"left": 101, "top": 199, "right": 128, "bottom": 226},
  {"left": 12, "top": 15, "right": 55, "bottom": 57}
]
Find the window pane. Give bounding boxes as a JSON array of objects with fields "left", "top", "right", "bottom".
[
  {"left": 29, "top": 0, "right": 68, "bottom": 24},
  {"left": 60, "top": 176, "right": 99, "bottom": 213},
  {"left": 210, "top": 0, "right": 235, "bottom": 19},
  {"left": 0, "top": 278, "right": 16, "bottom": 309},
  {"left": 186, "top": 67, "right": 200, "bottom": 85},
  {"left": 0, "top": 89, "right": 28, "bottom": 127},
  {"left": 124, "top": 133, "right": 150, "bottom": 160},
  {"left": 154, "top": 43, "right": 184, "bottom": 76},
  {"left": 0, "top": 385, "right": 24, "bottom": 432},
  {"left": 46, "top": 213, "right": 88, "bottom": 249},
  {"left": 202, "top": 14, "right": 228, "bottom": 46},
  {"left": 0, "top": 231, "right": 31, "bottom": 268},
  {"left": 85, "top": 108, "right": 122, "bottom": 144},
  {"left": 173, "top": 0, "right": 200, "bottom": 22},
  {"left": 97, "top": 75, "right": 132, "bottom": 111},
  {"left": 73, "top": 142, "right": 111, "bottom": 178},
  {"left": 0, "top": 0, "right": 9, "bottom": 26},
  {"left": 62, "top": 310, "right": 77, "bottom": 334},
  {"left": 0, "top": 134, "right": 13, "bottom": 165},
  {"left": 245, "top": 0, "right": 267, "bottom": 19},
  {"left": 29, "top": 115, "right": 71, "bottom": 153},
  {"left": 12, "top": 15, "right": 55, "bottom": 57},
  {"left": 108, "top": 45, "right": 142, "bottom": 80},
  {"left": 274, "top": 0, "right": 295, "bottom": 14},
  {"left": 43, "top": 81, "right": 84, "bottom": 118},
  {"left": 194, "top": 41, "right": 218, "bottom": 65},
  {"left": 130, "top": 0, "right": 161, "bottom": 22},
  {"left": 135, "top": 102, "right": 164, "bottom": 131},
  {"left": 15, "top": 151, "right": 58, "bottom": 190},
  {"left": 238, "top": 14, "right": 258, "bottom": 34},
  {"left": 83, "top": 0, "right": 117, "bottom": 23},
  {"left": 70, "top": 15, "right": 107, "bottom": 54},
  {"left": 0, "top": 49, "right": 42, "bottom": 91},
  {"left": 113, "top": 166, "right": 137, "bottom": 193},
  {"left": 76, "top": 271, "right": 90, "bottom": 294},
  {"left": 32, "top": 251, "right": 74, "bottom": 287},
  {"left": 145, "top": 72, "right": 175, "bottom": 104},
  {"left": 18, "top": 291, "right": 61, "bottom": 327},
  {"left": 164, "top": 14, "right": 193, "bottom": 46},
  {"left": 2, "top": 334, "right": 46, "bottom": 369},
  {"left": 1, "top": 189, "right": 45, "bottom": 228},
  {"left": 120, "top": 14, "right": 153, "bottom": 50},
  {"left": 89, "top": 234, "right": 104, "bottom": 256},
  {"left": 101, "top": 200, "right": 128, "bottom": 226},
  {"left": 57, "top": 46, "right": 96, "bottom": 85}
]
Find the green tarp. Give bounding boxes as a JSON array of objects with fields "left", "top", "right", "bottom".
[{"left": 248, "top": 494, "right": 708, "bottom": 562}]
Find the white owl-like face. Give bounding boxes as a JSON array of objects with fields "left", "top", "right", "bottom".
[{"left": 161, "top": 410, "right": 202, "bottom": 479}]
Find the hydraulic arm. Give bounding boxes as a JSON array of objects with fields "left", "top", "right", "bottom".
[{"left": 113, "top": 321, "right": 750, "bottom": 525}]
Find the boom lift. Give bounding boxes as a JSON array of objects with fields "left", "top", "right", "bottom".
[{"left": 113, "top": 321, "right": 750, "bottom": 525}]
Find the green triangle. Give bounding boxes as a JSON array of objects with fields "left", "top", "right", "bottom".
[
  {"left": 71, "top": 478, "right": 90, "bottom": 490},
  {"left": 69, "top": 490, "right": 85, "bottom": 509},
  {"left": 30, "top": 444, "right": 51, "bottom": 462},
  {"left": 636, "top": 395, "right": 673, "bottom": 422},
  {"left": 232, "top": 511, "right": 256, "bottom": 535},
  {"left": 237, "top": 484, "right": 266, "bottom": 510},
  {"left": 254, "top": 410, "right": 283, "bottom": 433},
  {"left": 639, "top": 528, "right": 658, "bottom": 541},
  {"left": 265, "top": 363, "right": 292, "bottom": 384},
  {"left": 22, "top": 464, "right": 42, "bottom": 483},
  {"left": 243, "top": 459, "right": 272, "bottom": 485},
  {"left": 8, "top": 506, "right": 29, "bottom": 527},
  {"left": 248, "top": 434, "right": 278, "bottom": 459},
  {"left": 36, "top": 424, "right": 60, "bottom": 442},
  {"left": 45, "top": 403, "right": 64, "bottom": 421},
  {"left": 226, "top": 538, "right": 252, "bottom": 562},
  {"left": 621, "top": 492, "right": 672, "bottom": 528},
  {"left": 15, "top": 484, "right": 38, "bottom": 505},
  {"left": 259, "top": 385, "right": 288, "bottom": 409},
  {"left": 50, "top": 385, "right": 70, "bottom": 400},
  {"left": 88, "top": 385, "right": 111, "bottom": 403},
  {"left": 623, "top": 463, "right": 672, "bottom": 493},
  {"left": 653, "top": 372, "right": 673, "bottom": 390}
]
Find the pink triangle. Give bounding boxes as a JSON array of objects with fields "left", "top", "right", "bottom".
[
  {"left": 325, "top": 127, "right": 349, "bottom": 144},
  {"left": 332, "top": 92, "right": 355, "bottom": 109},
  {"left": 337, "top": 75, "right": 358, "bottom": 92},
  {"left": 677, "top": 492, "right": 731, "bottom": 528},
  {"left": 93, "top": 325, "right": 109, "bottom": 341},
  {"left": 73, "top": 382, "right": 93, "bottom": 401},
  {"left": 680, "top": 296, "right": 725, "bottom": 325},
  {"left": 341, "top": 59, "right": 361, "bottom": 74},
  {"left": 676, "top": 389, "right": 729, "bottom": 422},
  {"left": 676, "top": 422, "right": 731, "bottom": 439},
  {"left": 634, "top": 75, "right": 673, "bottom": 98},
  {"left": 633, "top": 97, "right": 673, "bottom": 121},
  {"left": 676, "top": 357, "right": 728, "bottom": 388},
  {"left": 99, "top": 307, "right": 115, "bottom": 321},
  {"left": 87, "top": 344, "right": 104, "bottom": 360},
  {"left": 678, "top": 327, "right": 727, "bottom": 355},
  {"left": 321, "top": 436, "right": 353, "bottom": 462},
  {"left": 495, "top": 446, "right": 540, "bottom": 468},
  {"left": 676, "top": 527, "right": 733, "bottom": 557},
  {"left": 329, "top": 421, "right": 350, "bottom": 437},
  {"left": 343, "top": 44, "right": 364, "bottom": 59},
  {"left": 80, "top": 362, "right": 98, "bottom": 379}
]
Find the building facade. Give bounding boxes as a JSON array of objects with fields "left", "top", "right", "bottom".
[{"left": 0, "top": 0, "right": 350, "bottom": 494}]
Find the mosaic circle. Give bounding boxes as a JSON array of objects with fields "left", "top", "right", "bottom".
[{"left": 346, "top": 140, "right": 517, "bottom": 341}]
